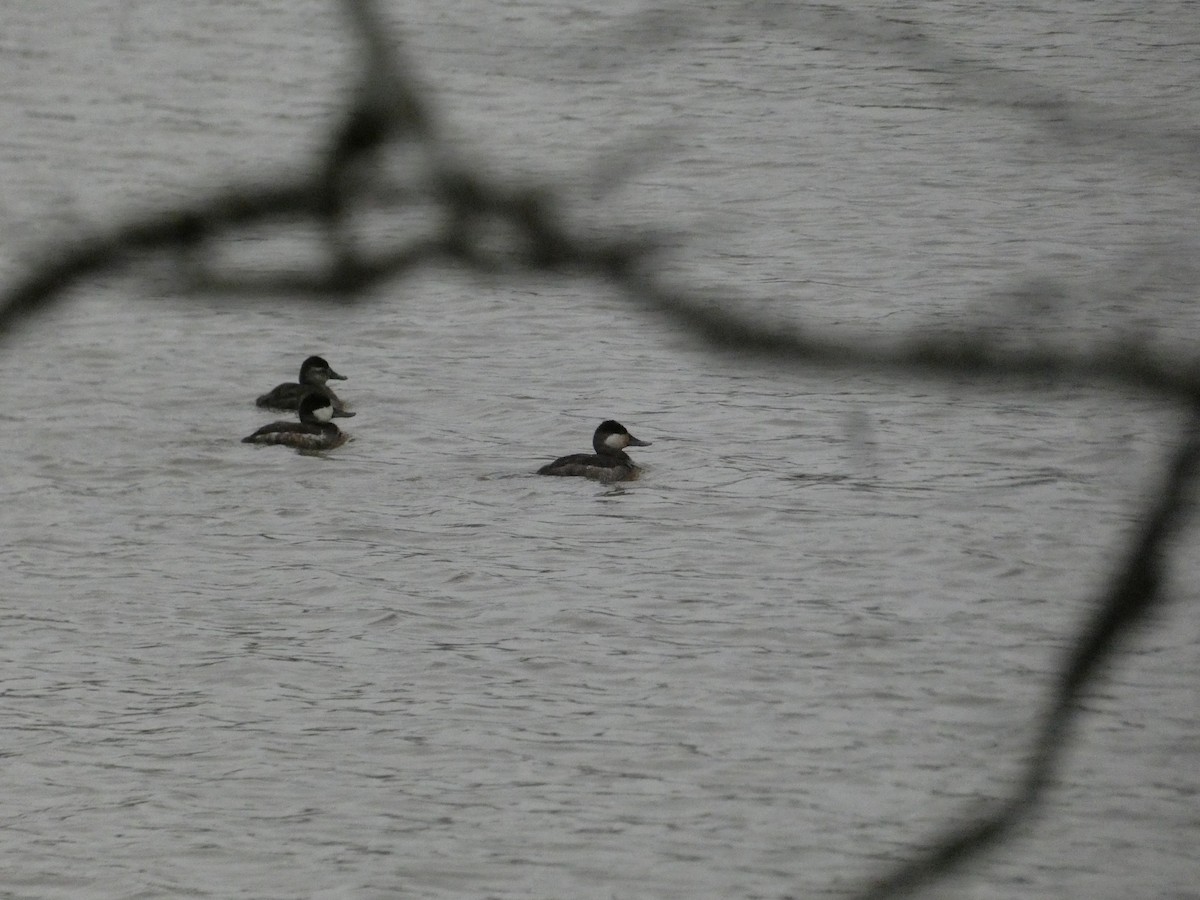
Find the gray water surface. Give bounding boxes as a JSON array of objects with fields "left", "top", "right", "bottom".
[{"left": 3, "top": 2, "right": 1198, "bottom": 898}]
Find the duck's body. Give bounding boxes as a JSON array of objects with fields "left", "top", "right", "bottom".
[
  {"left": 255, "top": 355, "right": 355, "bottom": 417},
  {"left": 538, "top": 420, "right": 651, "bottom": 482},
  {"left": 243, "top": 393, "right": 349, "bottom": 452}
]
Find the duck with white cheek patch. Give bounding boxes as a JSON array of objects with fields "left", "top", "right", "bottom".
[
  {"left": 242, "top": 393, "right": 350, "bottom": 452},
  {"left": 255, "top": 355, "right": 355, "bottom": 418},
  {"left": 537, "top": 420, "right": 652, "bottom": 482}
]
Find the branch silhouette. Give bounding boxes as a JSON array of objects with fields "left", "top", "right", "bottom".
[
  {"left": 846, "top": 405, "right": 1200, "bottom": 899},
  {"left": 2, "top": 2, "right": 1195, "bottom": 897}
]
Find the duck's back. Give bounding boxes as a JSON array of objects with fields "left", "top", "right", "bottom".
[
  {"left": 256, "top": 382, "right": 307, "bottom": 410},
  {"left": 538, "top": 452, "right": 637, "bottom": 481},
  {"left": 242, "top": 421, "right": 346, "bottom": 450},
  {"left": 257, "top": 383, "right": 355, "bottom": 416}
]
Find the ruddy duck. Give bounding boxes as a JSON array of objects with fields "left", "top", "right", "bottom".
[
  {"left": 242, "top": 393, "right": 350, "bottom": 451},
  {"left": 537, "top": 420, "right": 651, "bottom": 482},
  {"left": 255, "top": 356, "right": 355, "bottom": 417}
]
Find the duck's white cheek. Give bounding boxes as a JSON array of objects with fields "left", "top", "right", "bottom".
[{"left": 603, "top": 433, "right": 625, "bottom": 450}]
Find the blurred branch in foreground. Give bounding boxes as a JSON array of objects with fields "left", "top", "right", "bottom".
[
  {"left": 846, "top": 403, "right": 1200, "bottom": 899},
  {"left": 1, "top": 1, "right": 1195, "bottom": 897}
]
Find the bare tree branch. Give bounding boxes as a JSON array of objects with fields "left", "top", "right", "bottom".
[{"left": 2, "top": 3, "right": 1196, "bottom": 897}]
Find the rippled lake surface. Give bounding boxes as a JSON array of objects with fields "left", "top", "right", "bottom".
[{"left": 3, "top": 2, "right": 1198, "bottom": 898}]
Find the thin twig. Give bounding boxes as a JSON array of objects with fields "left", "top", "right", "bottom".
[{"left": 846, "top": 405, "right": 1200, "bottom": 899}]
